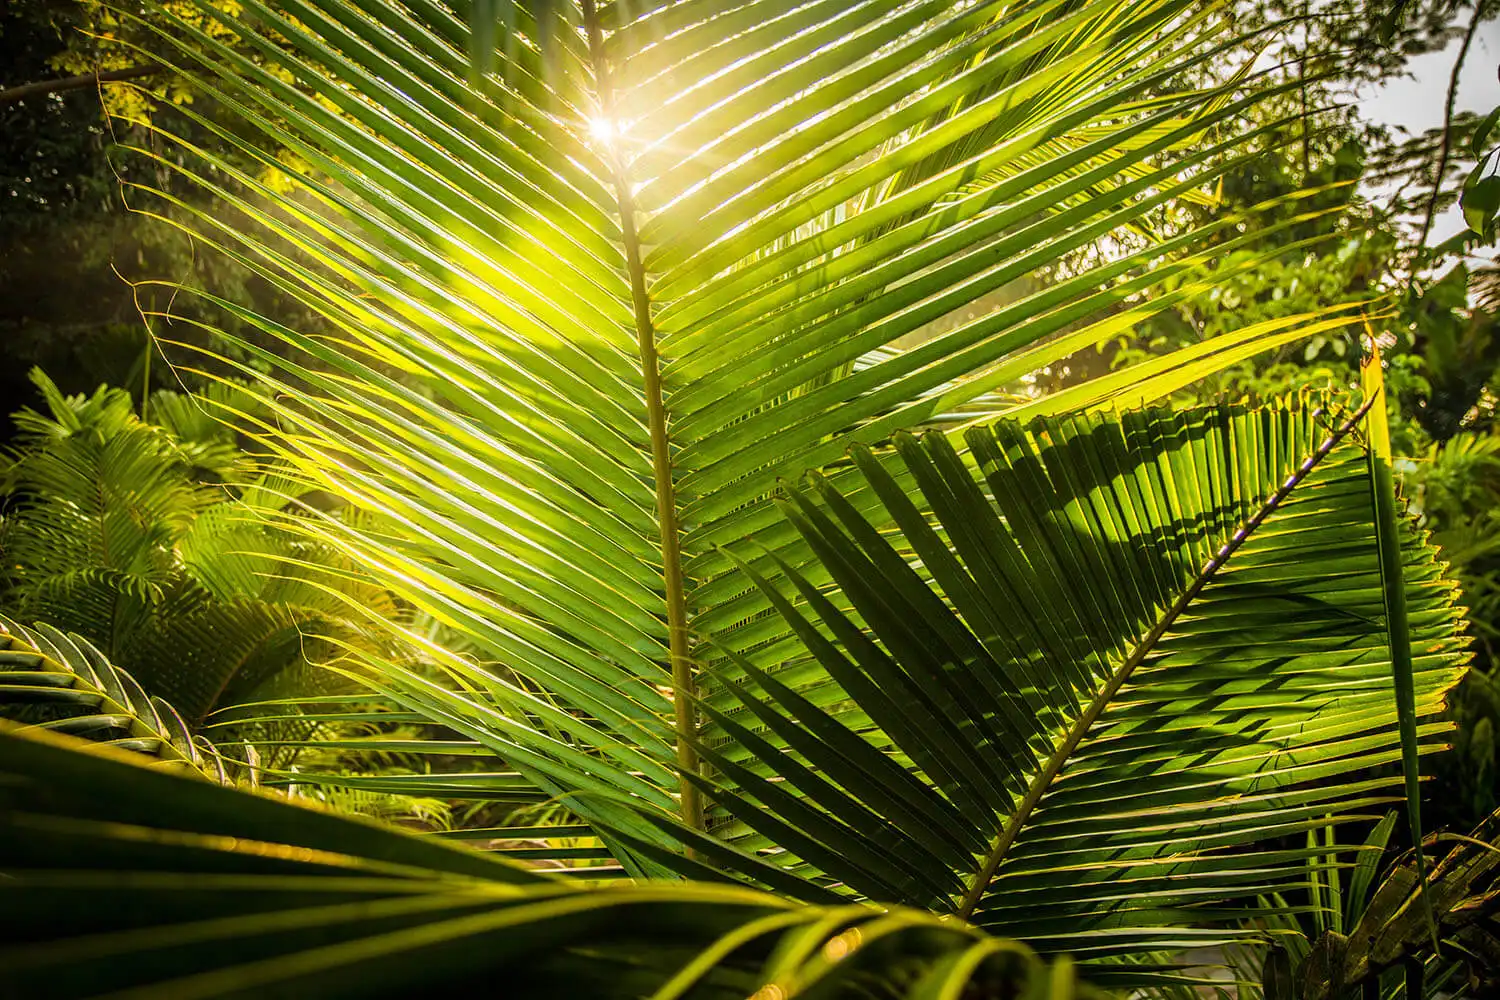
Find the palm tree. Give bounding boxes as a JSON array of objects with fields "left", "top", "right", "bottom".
[{"left": 0, "top": 0, "right": 1475, "bottom": 994}]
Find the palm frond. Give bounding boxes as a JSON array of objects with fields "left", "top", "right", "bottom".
[
  {"left": 0, "top": 723, "right": 1104, "bottom": 1000},
  {"left": 7, "top": 2, "right": 1470, "bottom": 986},
  {"left": 0, "top": 614, "right": 228, "bottom": 781},
  {"left": 101, "top": 0, "right": 1384, "bottom": 847},
  {"left": 621, "top": 397, "right": 1470, "bottom": 964}
]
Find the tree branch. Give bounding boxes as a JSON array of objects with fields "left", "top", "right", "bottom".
[
  {"left": 1413, "top": 2, "right": 1483, "bottom": 264},
  {"left": 0, "top": 65, "right": 162, "bottom": 108}
]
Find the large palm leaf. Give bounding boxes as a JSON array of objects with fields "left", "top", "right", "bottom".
[
  {"left": 19, "top": 0, "right": 1467, "bottom": 983},
  {"left": 105, "top": 0, "right": 1376, "bottom": 835},
  {"left": 0, "top": 723, "right": 1099, "bottom": 1000},
  {"left": 623, "top": 394, "right": 1469, "bottom": 961}
]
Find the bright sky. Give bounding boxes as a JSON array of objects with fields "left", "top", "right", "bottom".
[{"left": 1357, "top": 15, "right": 1500, "bottom": 244}]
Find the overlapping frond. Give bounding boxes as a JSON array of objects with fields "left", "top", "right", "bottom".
[
  {"left": 0, "top": 724, "right": 1103, "bottom": 1000},
  {"left": 3, "top": 4, "right": 1480, "bottom": 988},
  {"left": 641, "top": 398, "right": 1470, "bottom": 960}
]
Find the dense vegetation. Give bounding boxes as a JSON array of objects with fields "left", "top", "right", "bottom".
[{"left": 2, "top": 1, "right": 1500, "bottom": 996}]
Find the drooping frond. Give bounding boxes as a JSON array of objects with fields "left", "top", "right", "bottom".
[
  {"left": 0, "top": 615, "right": 228, "bottom": 781},
  {"left": 0, "top": 724, "right": 1103, "bottom": 1000}
]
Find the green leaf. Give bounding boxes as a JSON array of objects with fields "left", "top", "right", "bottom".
[
  {"left": 1360, "top": 335, "right": 1438, "bottom": 953},
  {"left": 676, "top": 398, "right": 1468, "bottom": 969},
  {"left": 1471, "top": 105, "right": 1500, "bottom": 157},
  {"left": 1345, "top": 812, "right": 1398, "bottom": 932},
  {"left": 88, "top": 0, "right": 1364, "bottom": 850},
  {"left": 1461, "top": 170, "right": 1500, "bottom": 241},
  {"left": 0, "top": 724, "right": 1097, "bottom": 1000}
]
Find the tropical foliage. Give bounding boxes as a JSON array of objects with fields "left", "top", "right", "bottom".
[
  {"left": 0, "top": 722, "right": 1108, "bottom": 1000},
  {"left": 1166, "top": 257, "right": 1500, "bottom": 834},
  {"left": 0, "top": 394, "right": 1474, "bottom": 992},
  {"left": 0, "top": 369, "right": 394, "bottom": 727},
  {"left": 0, "top": 614, "right": 230, "bottom": 780},
  {"left": 648, "top": 395, "right": 1468, "bottom": 950},
  {"left": 0, "top": 0, "right": 1488, "bottom": 996},
  {"left": 116, "top": 0, "right": 1383, "bottom": 802},
  {"left": 1252, "top": 807, "right": 1500, "bottom": 999}
]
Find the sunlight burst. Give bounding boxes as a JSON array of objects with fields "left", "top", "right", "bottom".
[{"left": 588, "top": 115, "right": 628, "bottom": 145}]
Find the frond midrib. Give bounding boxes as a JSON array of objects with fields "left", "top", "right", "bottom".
[
  {"left": 581, "top": 0, "right": 701, "bottom": 833},
  {"left": 955, "top": 396, "right": 1377, "bottom": 919}
]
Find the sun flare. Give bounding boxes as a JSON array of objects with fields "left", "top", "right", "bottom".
[{"left": 588, "top": 115, "right": 627, "bottom": 144}]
